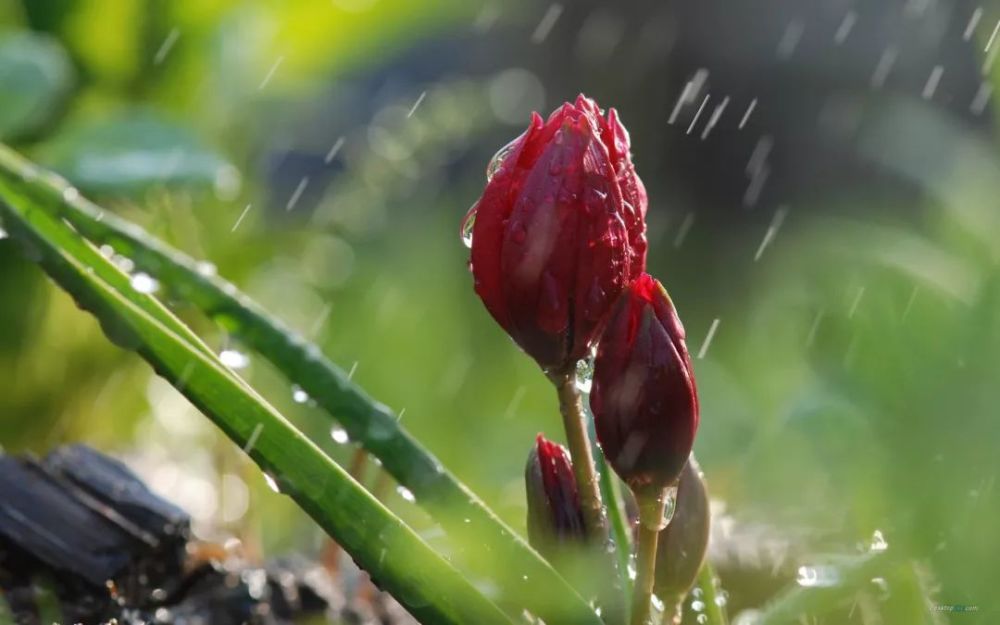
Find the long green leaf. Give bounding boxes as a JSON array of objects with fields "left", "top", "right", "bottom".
[
  {"left": 0, "top": 192, "right": 514, "bottom": 625},
  {"left": 0, "top": 144, "right": 603, "bottom": 625}
]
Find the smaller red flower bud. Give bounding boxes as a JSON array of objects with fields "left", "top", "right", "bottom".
[
  {"left": 654, "top": 458, "right": 711, "bottom": 601},
  {"left": 590, "top": 273, "right": 699, "bottom": 497},
  {"left": 525, "top": 434, "right": 587, "bottom": 555}
]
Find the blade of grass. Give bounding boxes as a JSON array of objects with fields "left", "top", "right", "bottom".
[
  {"left": 588, "top": 403, "right": 633, "bottom": 620},
  {"left": 0, "top": 194, "right": 514, "bottom": 625},
  {"left": 0, "top": 144, "right": 604, "bottom": 625},
  {"left": 753, "top": 553, "right": 888, "bottom": 625},
  {"left": 694, "top": 563, "right": 729, "bottom": 625}
]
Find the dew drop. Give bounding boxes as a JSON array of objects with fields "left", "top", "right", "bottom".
[
  {"left": 697, "top": 615, "right": 708, "bottom": 624},
  {"left": 130, "top": 272, "right": 159, "bottom": 294},
  {"left": 62, "top": 186, "right": 80, "bottom": 203},
  {"left": 575, "top": 357, "right": 594, "bottom": 393},
  {"left": 196, "top": 261, "right": 217, "bottom": 277},
  {"left": 396, "top": 485, "right": 416, "bottom": 502},
  {"left": 263, "top": 473, "right": 281, "bottom": 493},
  {"left": 330, "top": 427, "right": 350, "bottom": 444},
  {"left": 219, "top": 349, "right": 250, "bottom": 370},
  {"left": 113, "top": 254, "right": 135, "bottom": 273},
  {"left": 651, "top": 595, "right": 665, "bottom": 612},
  {"left": 292, "top": 384, "right": 310, "bottom": 404},
  {"left": 0, "top": 226, "right": 7, "bottom": 240}
]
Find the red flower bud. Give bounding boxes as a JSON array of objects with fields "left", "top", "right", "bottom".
[
  {"left": 525, "top": 434, "right": 587, "bottom": 554},
  {"left": 590, "top": 273, "right": 699, "bottom": 496},
  {"left": 654, "top": 458, "right": 711, "bottom": 601},
  {"left": 464, "top": 95, "right": 647, "bottom": 372}
]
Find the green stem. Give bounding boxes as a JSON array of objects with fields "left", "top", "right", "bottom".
[
  {"left": 695, "top": 563, "right": 729, "bottom": 625},
  {"left": 632, "top": 492, "right": 667, "bottom": 625},
  {"left": 551, "top": 370, "right": 608, "bottom": 541}
]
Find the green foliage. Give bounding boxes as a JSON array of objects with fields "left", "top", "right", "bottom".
[
  {"left": 0, "top": 154, "right": 514, "bottom": 625},
  {"left": 0, "top": 31, "right": 73, "bottom": 140}
]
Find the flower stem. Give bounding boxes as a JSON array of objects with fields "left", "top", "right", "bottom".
[
  {"left": 550, "top": 370, "right": 608, "bottom": 542},
  {"left": 632, "top": 492, "right": 668, "bottom": 625}
]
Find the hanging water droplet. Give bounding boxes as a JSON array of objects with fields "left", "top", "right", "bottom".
[
  {"left": 396, "top": 485, "right": 416, "bottom": 502},
  {"left": 330, "top": 427, "right": 350, "bottom": 444},
  {"left": 130, "top": 272, "right": 159, "bottom": 294},
  {"left": 661, "top": 484, "right": 679, "bottom": 526},
  {"left": 461, "top": 208, "right": 476, "bottom": 248},
  {"left": 486, "top": 135, "right": 521, "bottom": 181},
  {"left": 219, "top": 349, "right": 250, "bottom": 370},
  {"left": 575, "top": 357, "right": 594, "bottom": 393},
  {"left": 292, "top": 384, "right": 310, "bottom": 404},
  {"left": 869, "top": 529, "right": 889, "bottom": 552},
  {"left": 263, "top": 473, "right": 281, "bottom": 493}
]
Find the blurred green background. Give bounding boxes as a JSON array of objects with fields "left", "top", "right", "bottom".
[{"left": 1, "top": 0, "right": 998, "bottom": 622}]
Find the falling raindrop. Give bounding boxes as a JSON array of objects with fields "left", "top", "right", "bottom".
[
  {"left": 263, "top": 473, "right": 281, "bottom": 493},
  {"left": 574, "top": 357, "right": 594, "bottom": 393},
  {"left": 396, "top": 485, "right": 416, "bottom": 502},
  {"left": 130, "top": 272, "right": 159, "bottom": 294},
  {"left": 461, "top": 208, "right": 476, "bottom": 249},
  {"left": 330, "top": 427, "right": 350, "bottom": 444},
  {"left": 219, "top": 349, "right": 249, "bottom": 370},
  {"left": 292, "top": 384, "right": 310, "bottom": 404}
]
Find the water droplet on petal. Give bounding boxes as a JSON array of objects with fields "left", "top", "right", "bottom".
[
  {"left": 219, "top": 349, "right": 250, "bottom": 369},
  {"left": 396, "top": 485, "right": 416, "bottom": 502},
  {"left": 130, "top": 272, "right": 159, "bottom": 294},
  {"left": 461, "top": 208, "right": 476, "bottom": 249},
  {"left": 486, "top": 135, "right": 521, "bottom": 181},
  {"left": 330, "top": 427, "right": 350, "bottom": 444}
]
